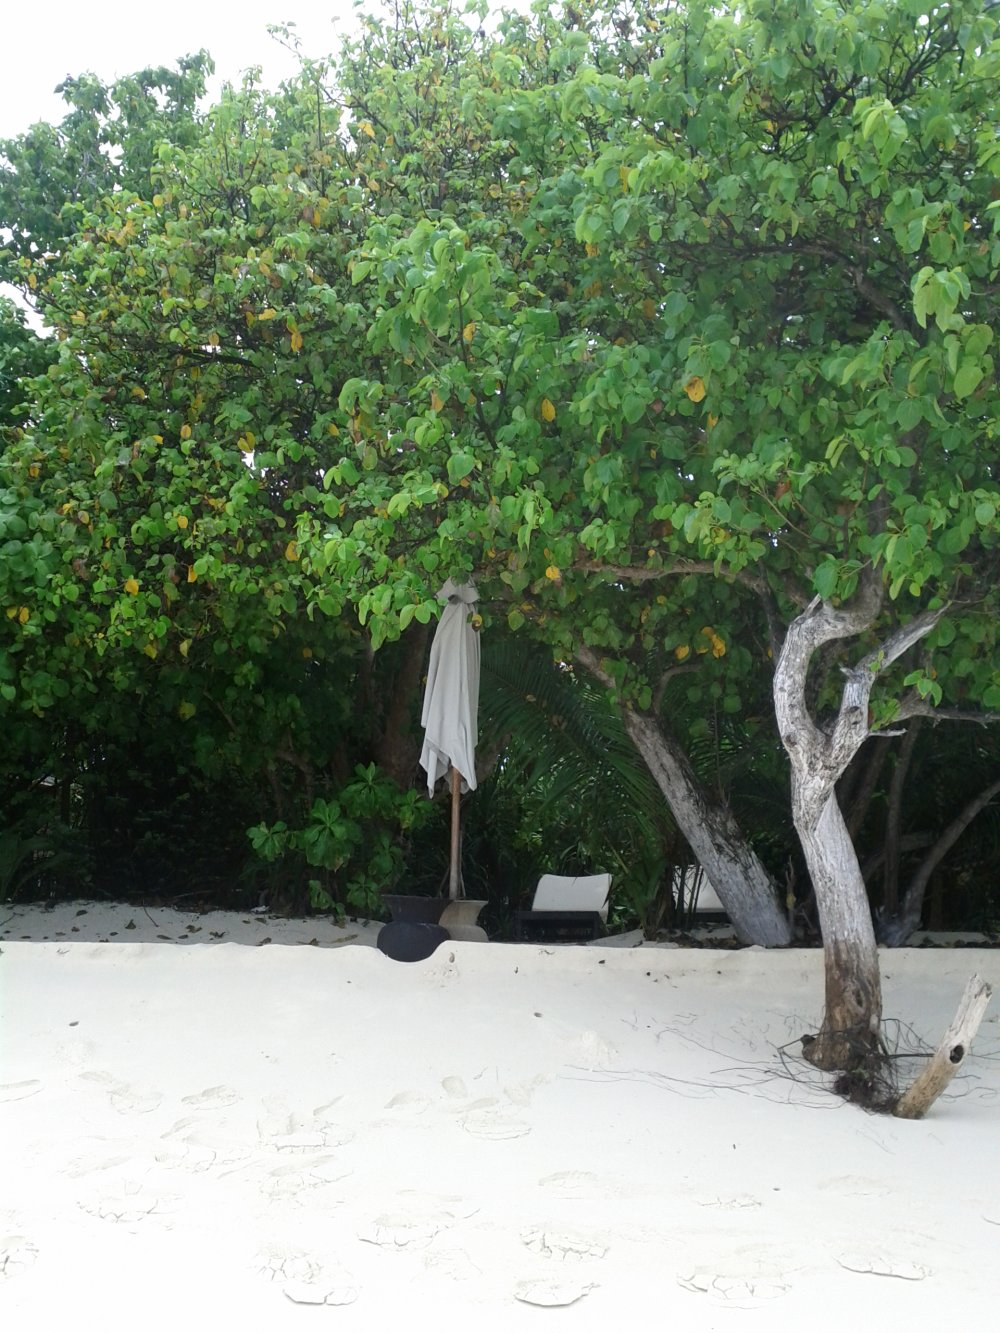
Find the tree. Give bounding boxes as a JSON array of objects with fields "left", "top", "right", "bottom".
[
  {"left": 0, "top": 58, "right": 447, "bottom": 912},
  {"left": 292, "top": 0, "right": 999, "bottom": 1072}
]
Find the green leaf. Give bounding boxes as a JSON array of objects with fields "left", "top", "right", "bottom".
[{"left": 447, "top": 451, "right": 476, "bottom": 484}]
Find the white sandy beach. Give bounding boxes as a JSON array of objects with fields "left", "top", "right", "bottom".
[{"left": 2, "top": 901, "right": 998, "bottom": 1330}]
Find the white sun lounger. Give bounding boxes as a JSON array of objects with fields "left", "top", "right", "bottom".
[{"left": 514, "top": 873, "right": 612, "bottom": 941}]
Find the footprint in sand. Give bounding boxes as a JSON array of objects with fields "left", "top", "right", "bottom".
[
  {"left": 62, "top": 1138, "right": 137, "bottom": 1179},
  {"left": 384, "top": 1090, "right": 431, "bottom": 1114},
  {"left": 538, "top": 1169, "right": 649, "bottom": 1201},
  {"left": 359, "top": 1214, "right": 443, "bottom": 1250},
  {"left": 262, "top": 1155, "right": 354, "bottom": 1204},
  {"left": 157, "top": 1121, "right": 254, "bottom": 1174},
  {"left": 538, "top": 1169, "right": 602, "bottom": 1198},
  {"left": 77, "top": 1070, "right": 162, "bottom": 1115},
  {"left": 257, "top": 1095, "right": 355, "bottom": 1152},
  {"left": 180, "top": 1085, "right": 239, "bottom": 1109},
  {"left": 460, "top": 1110, "right": 531, "bottom": 1140},
  {"left": 0, "top": 1080, "right": 41, "bottom": 1103},
  {"left": 694, "top": 1193, "right": 762, "bottom": 1211},
  {"left": 0, "top": 1235, "right": 39, "bottom": 1280},
  {"left": 255, "top": 1247, "right": 359, "bottom": 1306},
  {"left": 502, "top": 1075, "right": 550, "bottom": 1108},
  {"left": 424, "top": 1247, "right": 483, "bottom": 1282},
  {"left": 837, "top": 1253, "right": 930, "bottom": 1281},
  {"left": 678, "top": 1272, "right": 790, "bottom": 1308},
  {"left": 77, "top": 1179, "right": 177, "bottom": 1229},
  {"left": 522, "top": 1225, "right": 609, "bottom": 1261},
  {"left": 513, "top": 1278, "right": 597, "bottom": 1307}
]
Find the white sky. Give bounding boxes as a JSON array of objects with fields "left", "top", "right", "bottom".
[{"left": 0, "top": 1, "right": 359, "bottom": 139}]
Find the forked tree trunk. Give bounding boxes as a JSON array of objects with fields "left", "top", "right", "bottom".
[
  {"left": 577, "top": 647, "right": 791, "bottom": 947},
  {"left": 774, "top": 585, "right": 943, "bottom": 1072}
]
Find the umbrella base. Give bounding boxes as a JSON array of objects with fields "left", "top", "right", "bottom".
[
  {"left": 377, "top": 895, "right": 450, "bottom": 963},
  {"left": 377, "top": 920, "right": 449, "bottom": 963}
]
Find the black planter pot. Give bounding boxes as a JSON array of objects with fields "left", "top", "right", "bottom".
[{"left": 377, "top": 894, "right": 449, "bottom": 963}]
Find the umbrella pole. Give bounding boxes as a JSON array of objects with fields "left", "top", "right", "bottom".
[{"left": 449, "top": 766, "right": 461, "bottom": 900}]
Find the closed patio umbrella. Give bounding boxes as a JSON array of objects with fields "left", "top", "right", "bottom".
[{"left": 419, "top": 579, "right": 480, "bottom": 899}]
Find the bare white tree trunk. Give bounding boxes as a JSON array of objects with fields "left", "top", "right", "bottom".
[
  {"left": 774, "top": 581, "right": 943, "bottom": 1070},
  {"left": 577, "top": 647, "right": 792, "bottom": 947}
]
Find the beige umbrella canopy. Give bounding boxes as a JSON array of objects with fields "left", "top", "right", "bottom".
[{"left": 419, "top": 579, "right": 480, "bottom": 899}]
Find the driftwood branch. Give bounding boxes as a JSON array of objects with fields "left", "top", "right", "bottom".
[{"left": 893, "top": 974, "right": 993, "bottom": 1119}]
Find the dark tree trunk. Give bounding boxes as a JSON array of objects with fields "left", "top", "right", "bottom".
[
  {"left": 881, "top": 719, "right": 921, "bottom": 920},
  {"left": 375, "top": 623, "right": 431, "bottom": 789},
  {"left": 879, "top": 775, "right": 1000, "bottom": 946}
]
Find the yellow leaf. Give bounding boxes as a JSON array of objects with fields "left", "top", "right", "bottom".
[
  {"left": 152, "top": 194, "right": 164, "bottom": 207},
  {"left": 4, "top": 606, "right": 17, "bottom": 619},
  {"left": 358, "top": 120, "right": 376, "bottom": 139},
  {"left": 285, "top": 541, "right": 300, "bottom": 562},
  {"left": 176, "top": 514, "right": 189, "bottom": 530},
  {"left": 684, "top": 375, "right": 706, "bottom": 402},
  {"left": 302, "top": 647, "right": 313, "bottom": 659},
  {"left": 187, "top": 565, "right": 197, "bottom": 583},
  {"left": 131, "top": 386, "right": 147, "bottom": 399},
  {"left": 27, "top": 273, "right": 37, "bottom": 290},
  {"left": 179, "top": 639, "right": 192, "bottom": 657},
  {"left": 540, "top": 397, "right": 556, "bottom": 422},
  {"left": 207, "top": 332, "right": 220, "bottom": 347},
  {"left": 290, "top": 330, "right": 303, "bottom": 352},
  {"left": 180, "top": 424, "right": 192, "bottom": 440},
  {"left": 674, "top": 644, "right": 690, "bottom": 661},
  {"left": 431, "top": 390, "right": 445, "bottom": 412},
  {"left": 585, "top": 242, "right": 600, "bottom": 258},
  {"left": 619, "top": 164, "right": 630, "bottom": 192},
  {"left": 143, "top": 642, "right": 158, "bottom": 659},
  {"left": 328, "top": 423, "right": 339, "bottom": 436},
  {"left": 711, "top": 634, "right": 727, "bottom": 659},
  {"left": 28, "top": 464, "right": 39, "bottom": 479},
  {"left": 707, "top": 413, "right": 719, "bottom": 428},
  {"left": 124, "top": 578, "right": 139, "bottom": 595},
  {"left": 462, "top": 321, "right": 476, "bottom": 343},
  {"left": 257, "top": 309, "right": 276, "bottom": 321},
  {"left": 17, "top": 606, "right": 29, "bottom": 624},
  {"left": 545, "top": 565, "right": 561, "bottom": 581},
  {"left": 642, "top": 298, "right": 656, "bottom": 318}
]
